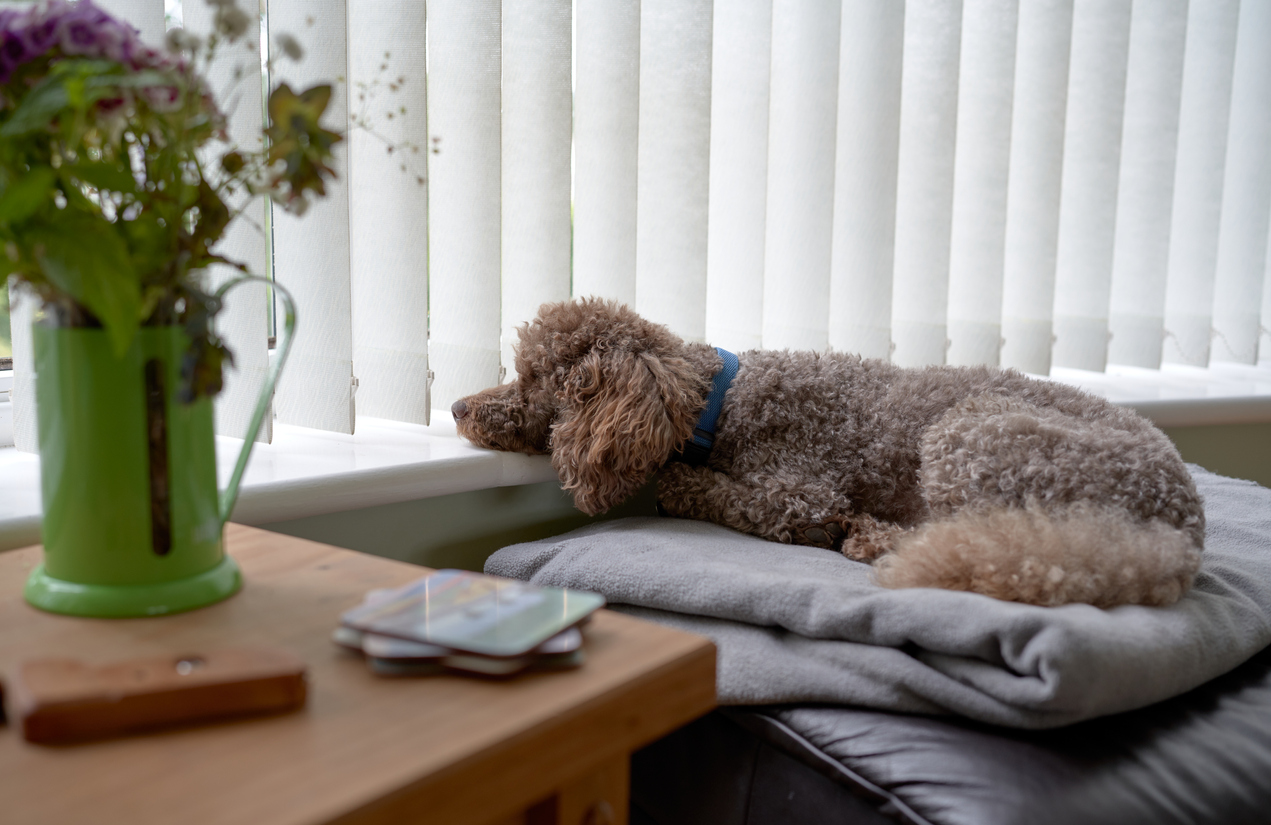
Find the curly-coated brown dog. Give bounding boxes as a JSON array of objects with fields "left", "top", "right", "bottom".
[{"left": 454, "top": 298, "right": 1205, "bottom": 608}]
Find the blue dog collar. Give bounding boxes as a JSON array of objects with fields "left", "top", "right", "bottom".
[{"left": 675, "top": 347, "right": 738, "bottom": 466}]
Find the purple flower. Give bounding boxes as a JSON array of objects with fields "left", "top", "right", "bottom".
[
  {"left": 97, "top": 25, "right": 139, "bottom": 65},
  {"left": 133, "top": 47, "right": 163, "bottom": 70},
  {"left": 0, "top": 0, "right": 178, "bottom": 75},
  {"left": 96, "top": 94, "right": 126, "bottom": 112},
  {"left": 0, "top": 0, "right": 189, "bottom": 111},
  {"left": 0, "top": 30, "right": 30, "bottom": 72},
  {"left": 57, "top": 12, "right": 109, "bottom": 56},
  {"left": 21, "top": 18, "right": 59, "bottom": 56}
]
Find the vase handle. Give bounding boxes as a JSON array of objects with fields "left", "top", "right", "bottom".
[{"left": 213, "top": 276, "right": 298, "bottom": 527}]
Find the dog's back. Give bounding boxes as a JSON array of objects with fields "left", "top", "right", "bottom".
[
  {"left": 711, "top": 352, "right": 1167, "bottom": 523},
  {"left": 704, "top": 350, "right": 1204, "bottom": 607}
]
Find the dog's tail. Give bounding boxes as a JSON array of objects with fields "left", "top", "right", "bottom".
[{"left": 873, "top": 502, "right": 1202, "bottom": 608}]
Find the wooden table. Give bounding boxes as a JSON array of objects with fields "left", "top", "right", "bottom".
[{"left": 0, "top": 525, "right": 716, "bottom": 825}]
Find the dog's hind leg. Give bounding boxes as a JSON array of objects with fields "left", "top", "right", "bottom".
[
  {"left": 841, "top": 514, "right": 911, "bottom": 563},
  {"left": 657, "top": 462, "right": 858, "bottom": 550},
  {"left": 882, "top": 394, "right": 1206, "bottom": 607},
  {"left": 917, "top": 393, "right": 1205, "bottom": 545},
  {"left": 875, "top": 504, "right": 1201, "bottom": 607}
]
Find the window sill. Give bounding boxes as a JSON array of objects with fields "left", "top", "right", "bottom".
[
  {"left": 1041, "top": 361, "right": 1271, "bottom": 426},
  {"left": 0, "top": 414, "right": 558, "bottom": 552},
  {"left": 1, "top": 360, "right": 1268, "bottom": 553},
  {"left": 0, "top": 368, "right": 12, "bottom": 448}
]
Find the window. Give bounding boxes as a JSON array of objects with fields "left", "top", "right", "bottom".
[{"left": 5, "top": 0, "right": 1270, "bottom": 458}]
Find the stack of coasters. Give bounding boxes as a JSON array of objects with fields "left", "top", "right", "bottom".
[
  {"left": 334, "top": 625, "right": 586, "bottom": 676},
  {"left": 334, "top": 569, "right": 605, "bottom": 678}
]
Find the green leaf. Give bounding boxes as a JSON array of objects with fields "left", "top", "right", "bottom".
[
  {"left": 69, "top": 161, "right": 137, "bottom": 194},
  {"left": 0, "top": 62, "right": 139, "bottom": 138},
  {"left": 0, "top": 76, "right": 69, "bottom": 137},
  {"left": 88, "top": 70, "right": 172, "bottom": 90},
  {"left": 0, "top": 168, "right": 57, "bottom": 223},
  {"left": 119, "top": 211, "right": 173, "bottom": 279},
  {"left": 52, "top": 59, "right": 120, "bottom": 79},
  {"left": 29, "top": 219, "right": 142, "bottom": 355}
]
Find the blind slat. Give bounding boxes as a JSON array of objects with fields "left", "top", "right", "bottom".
[
  {"left": 1162, "top": 0, "right": 1241, "bottom": 366},
  {"left": 946, "top": 0, "right": 1019, "bottom": 368},
  {"left": 426, "top": 0, "right": 503, "bottom": 410},
  {"left": 705, "top": 0, "right": 773, "bottom": 353},
  {"left": 1210, "top": 0, "right": 1271, "bottom": 365},
  {"left": 348, "top": 0, "right": 431, "bottom": 424},
  {"left": 1050, "top": 0, "right": 1132, "bottom": 372},
  {"left": 762, "top": 0, "right": 841, "bottom": 351},
  {"left": 635, "top": 0, "right": 713, "bottom": 342},
  {"left": 183, "top": 0, "right": 272, "bottom": 443},
  {"left": 501, "top": 0, "right": 573, "bottom": 371},
  {"left": 95, "top": 0, "right": 165, "bottom": 45},
  {"left": 999, "top": 0, "right": 1074, "bottom": 375},
  {"left": 1106, "top": 0, "right": 1188, "bottom": 369},
  {"left": 827, "top": 0, "right": 905, "bottom": 361},
  {"left": 270, "top": 0, "right": 355, "bottom": 433},
  {"left": 573, "top": 0, "right": 640, "bottom": 306},
  {"left": 891, "top": 0, "right": 963, "bottom": 367}
]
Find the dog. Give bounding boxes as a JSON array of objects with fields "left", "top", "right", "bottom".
[{"left": 453, "top": 298, "right": 1205, "bottom": 608}]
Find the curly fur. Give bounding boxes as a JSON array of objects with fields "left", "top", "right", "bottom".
[
  {"left": 876, "top": 502, "right": 1201, "bottom": 608},
  {"left": 455, "top": 298, "right": 1206, "bottom": 608},
  {"left": 455, "top": 299, "right": 715, "bottom": 514}
]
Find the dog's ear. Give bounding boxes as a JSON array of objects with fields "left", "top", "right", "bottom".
[{"left": 551, "top": 348, "right": 701, "bottom": 515}]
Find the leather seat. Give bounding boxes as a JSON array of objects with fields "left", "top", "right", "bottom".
[{"left": 633, "top": 643, "right": 1271, "bottom": 825}]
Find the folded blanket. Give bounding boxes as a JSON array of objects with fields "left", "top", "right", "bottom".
[{"left": 486, "top": 466, "right": 1271, "bottom": 729}]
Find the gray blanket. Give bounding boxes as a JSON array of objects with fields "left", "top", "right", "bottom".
[{"left": 486, "top": 466, "right": 1271, "bottom": 729}]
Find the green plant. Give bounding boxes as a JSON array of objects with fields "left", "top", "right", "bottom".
[{"left": 0, "top": 0, "right": 339, "bottom": 400}]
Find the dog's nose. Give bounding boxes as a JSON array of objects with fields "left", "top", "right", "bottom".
[{"left": 451, "top": 400, "right": 469, "bottom": 421}]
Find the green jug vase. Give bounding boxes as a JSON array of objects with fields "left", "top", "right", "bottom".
[{"left": 23, "top": 277, "right": 296, "bottom": 618}]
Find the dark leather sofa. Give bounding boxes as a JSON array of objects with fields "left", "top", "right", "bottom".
[{"left": 632, "top": 641, "right": 1271, "bottom": 825}]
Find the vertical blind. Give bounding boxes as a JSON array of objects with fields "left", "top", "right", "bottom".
[
  {"left": 1106, "top": 0, "right": 1187, "bottom": 370},
  {"left": 347, "top": 0, "right": 431, "bottom": 426},
  {"left": 998, "top": 0, "right": 1073, "bottom": 375},
  {"left": 828, "top": 0, "right": 904, "bottom": 361},
  {"left": 183, "top": 0, "right": 273, "bottom": 443},
  {"left": 1162, "top": 0, "right": 1241, "bottom": 368},
  {"left": 9, "top": 0, "right": 1271, "bottom": 454},
  {"left": 762, "top": 0, "right": 840, "bottom": 352},
  {"left": 946, "top": 0, "right": 1016, "bottom": 369}
]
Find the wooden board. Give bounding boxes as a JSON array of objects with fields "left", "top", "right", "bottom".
[{"left": 0, "top": 524, "right": 716, "bottom": 825}]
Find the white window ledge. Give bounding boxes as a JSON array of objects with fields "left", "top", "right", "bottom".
[
  {"left": 0, "top": 368, "right": 13, "bottom": 448},
  {"left": 1041, "top": 361, "right": 1271, "bottom": 427},
  {"left": 0, "top": 415, "right": 557, "bottom": 552},
  {"left": 1, "top": 360, "right": 1269, "bottom": 552}
]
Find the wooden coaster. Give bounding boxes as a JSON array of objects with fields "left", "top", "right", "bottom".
[{"left": 12, "top": 647, "right": 307, "bottom": 744}]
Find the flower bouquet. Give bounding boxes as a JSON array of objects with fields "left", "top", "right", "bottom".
[{"left": 0, "top": 0, "right": 340, "bottom": 617}]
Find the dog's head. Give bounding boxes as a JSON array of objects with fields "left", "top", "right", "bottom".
[{"left": 453, "top": 298, "right": 712, "bottom": 515}]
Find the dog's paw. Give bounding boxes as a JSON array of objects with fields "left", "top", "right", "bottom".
[
  {"left": 796, "top": 516, "right": 851, "bottom": 549},
  {"left": 841, "top": 515, "right": 907, "bottom": 563}
]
